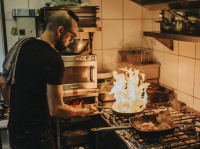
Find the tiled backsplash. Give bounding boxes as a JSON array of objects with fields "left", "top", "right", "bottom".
[{"left": 3, "top": 0, "right": 200, "bottom": 112}]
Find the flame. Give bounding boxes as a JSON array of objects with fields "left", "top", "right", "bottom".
[{"left": 110, "top": 67, "right": 150, "bottom": 113}]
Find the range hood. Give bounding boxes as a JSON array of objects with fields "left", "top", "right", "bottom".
[{"left": 130, "top": 0, "right": 200, "bottom": 10}]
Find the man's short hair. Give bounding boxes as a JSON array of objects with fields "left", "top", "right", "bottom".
[{"left": 47, "top": 10, "right": 79, "bottom": 31}]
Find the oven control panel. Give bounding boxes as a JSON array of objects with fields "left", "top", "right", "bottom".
[{"left": 62, "top": 55, "right": 97, "bottom": 62}]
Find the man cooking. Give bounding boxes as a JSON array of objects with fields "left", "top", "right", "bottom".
[{"left": 0, "top": 10, "right": 97, "bottom": 149}]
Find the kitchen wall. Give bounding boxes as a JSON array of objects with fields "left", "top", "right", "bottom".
[{"left": 2, "top": 0, "right": 200, "bottom": 112}]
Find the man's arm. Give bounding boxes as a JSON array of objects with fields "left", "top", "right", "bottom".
[
  {"left": 0, "top": 76, "right": 10, "bottom": 106},
  {"left": 47, "top": 84, "right": 97, "bottom": 118}
]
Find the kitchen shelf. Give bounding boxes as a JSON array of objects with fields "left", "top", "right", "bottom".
[
  {"left": 77, "top": 27, "right": 101, "bottom": 32},
  {"left": 143, "top": 31, "right": 200, "bottom": 50}
]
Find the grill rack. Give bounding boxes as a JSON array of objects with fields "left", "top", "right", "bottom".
[{"left": 101, "top": 101, "right": 200, "bottom": 149}]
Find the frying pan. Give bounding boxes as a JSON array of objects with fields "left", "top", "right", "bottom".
[
  {"left": 91, "top": 114, "right": 175, "bottom": 137},
  {"left": 96, "top": 106, "right": 143, "bottom": 118}
]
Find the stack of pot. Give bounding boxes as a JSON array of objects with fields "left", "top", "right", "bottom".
[{"left": 157, "top": 8, "right": 200, "bottom": 35}]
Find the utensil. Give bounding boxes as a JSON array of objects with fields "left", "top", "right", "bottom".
[
  {"left": 64, "top": 39, "right": 89, "bottom": 55},
  {"left": 91, "top": 114, "right": 176, "bottom": 137},
  {"left": 96, "top": 106, "right": 143, "bottom": 118}
]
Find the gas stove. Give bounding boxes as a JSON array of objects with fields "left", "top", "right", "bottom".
[{"left": 100, "top": 101, "right": 200, "bottom": 149}]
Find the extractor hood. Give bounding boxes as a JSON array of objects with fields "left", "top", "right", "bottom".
[{"left": 130, "top": 0, "right": 200, "bottom": 10}]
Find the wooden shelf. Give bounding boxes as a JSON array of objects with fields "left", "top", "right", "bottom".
[
  {"left": 143, "top": 31, "right": 200, "bottom": 50},
  {"left": 77, "top": 27, "right": 101, "bottom": 32}
]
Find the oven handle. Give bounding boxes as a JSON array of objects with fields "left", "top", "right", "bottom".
[{"left": 90, "top": 66, "right": 95, "bottom": 82}]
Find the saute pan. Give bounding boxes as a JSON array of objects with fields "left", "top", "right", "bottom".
[
  {"left": 91, "top": 114, "right": 175, "bottom": 137},
  {"left": 96, "top": 106, "right": 143, "bottom": 118}
]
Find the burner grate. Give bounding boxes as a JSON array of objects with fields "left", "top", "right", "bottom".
[{"left": 102, "top": 102, "right": 200, "bottom": 149}]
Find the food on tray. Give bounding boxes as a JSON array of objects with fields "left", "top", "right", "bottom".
[{"left": 140, "top": 122, "right": 159, "bottom": 131}]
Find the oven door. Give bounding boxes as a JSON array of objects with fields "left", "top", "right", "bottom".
[{"left": 62, "top": 61, "right": 97, "bottom": 90}]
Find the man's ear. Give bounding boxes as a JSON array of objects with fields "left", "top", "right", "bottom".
[{"left": 56, "top": 26, "right": 63, "bottom": 36}]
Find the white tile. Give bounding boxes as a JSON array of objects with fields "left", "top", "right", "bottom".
[
  {"left": 80, "top": 32, "right": 89, "bottom": 39},
  {"left": 93, "top": 49, "right": 103, "bottom": 70},
  {"left": 153, "top": 51, "right": 164, "bottom": 84},
  {"left": 142, "top": 20, "right": 153, "bottom": 32},
  {"left": 152, "top": 38, "right": 165, "bottom": 52},
  {"left": 28, "top": 0, "right": 45, "bottom": 9},
  {"left": 179, "top": 41, "right": 195, "bottom": 58},
  {"left": 102, "top": 20, "right": 123, "bottom": 49},
  {"left": 89, "top": 0, "right": 101, "bottom": 18},
  {"left": 4, "top": 0, "right": 28, "bottom": 20},
  {"left": 5, "top": 20, "right": 19, "bottom": 51},
  {"left": 124, "top": 20, "right": 142, "bottom": 49},
  {"left": 178, "top": 56, "right": 195, "bottom": 96},
  {"left": 177, "top": 91, "right": 193, "bottom": 108},
  {"left": 102, "top": 49, "right": 118, "bottom": 71},
  {"left": 174, "top": 89, "right": 178, "bottom": 99},
  {"left": 152, "top": 10, "right": 160, "bottom": 19},
  {"left": 102, "top": 0, "right": 122, "bottom": 19},
  {"left": 92, "top": 31, "right": 102, "bottom": 50},
  {"left": 152, "top": 19, "right": 160, "bottom": 32},
  {"left": 123, "top": 0, "right": 142, "bottom": 19},
  {"left": 164, "top": 40, "right": 178, "bottom": 55},
  {"left": 196, "top": 43, "right": 200, "bottom": 60},
  {"left": 194, "top": 97, "right": 200, "bottom": 112},
  {"left": 142, "top": 37, "right": 153, "bottom": 49},
  {"left": 163, "top": 53, "right": 178, "bottom": 89},
  {"left": 142, "top": 8, "right": 152, "bottom": 19},
  {"left": 194, "top": 60, "right": 200, "bottom": 99}
]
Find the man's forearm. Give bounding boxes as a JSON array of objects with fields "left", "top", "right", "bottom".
[{"left": 0, "top": 76, "right": 10, "bottom": 106}]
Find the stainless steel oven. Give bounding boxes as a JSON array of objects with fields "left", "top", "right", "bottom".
[{"left": 61, "top": 55, "right": 97, "bottom": 90}]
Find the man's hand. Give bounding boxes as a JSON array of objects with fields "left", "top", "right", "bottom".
[{"left": 81, "top": 104, "right": 98, "bottom": 117}]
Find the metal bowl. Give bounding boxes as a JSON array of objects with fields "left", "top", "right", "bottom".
[{"left": 65, "top": 39, "right": 89, "bottom": 55}]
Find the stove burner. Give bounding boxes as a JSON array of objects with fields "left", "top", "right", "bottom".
[{"left": 101, "top": 101, "right": 200, "bottom": 149}]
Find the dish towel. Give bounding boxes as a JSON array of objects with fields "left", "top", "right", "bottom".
[{"left": 2, "top": 37, "right": 33, "bottom": 84}]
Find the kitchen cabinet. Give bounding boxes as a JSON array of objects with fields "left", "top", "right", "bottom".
[{"left": 143, "top": 31, "right": 200, "bottom": 50}]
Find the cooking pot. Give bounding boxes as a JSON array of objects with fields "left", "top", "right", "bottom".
[
  {"left": 91, "top": 114, "right": 176, "bottom": 137},
  {"left": 64, "top": 39, "right": 89, "bottom": 55}
]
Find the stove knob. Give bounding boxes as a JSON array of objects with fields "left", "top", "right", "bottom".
[{"left": 86, "top": 56, "right": 91, "bottom": 60}]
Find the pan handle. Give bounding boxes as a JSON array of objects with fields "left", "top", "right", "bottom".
[
  {"left": 91, "top": 126, "right": 131, "bottom": 131},
  {"left": 95, "top": 106, "right": 111, "bottom": 109}
]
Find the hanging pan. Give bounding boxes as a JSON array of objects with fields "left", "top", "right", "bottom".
[{"left": 91, "top": 114, "right": 175, "bottom": 137}]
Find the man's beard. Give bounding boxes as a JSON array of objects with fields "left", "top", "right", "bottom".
[{"left": 55, "top": 36, "right": 66, "bottom": 53}]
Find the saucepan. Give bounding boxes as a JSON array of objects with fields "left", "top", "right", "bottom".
[
  {"left": 91, "top": 114, "right": 176, "bottom": 137},
  {"left": 96, "top": 106, "right": 143, "bottom": 118}
]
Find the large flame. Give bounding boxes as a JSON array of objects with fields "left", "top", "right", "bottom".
[{"left": 110, "top": 67, "right": 150, "bottom": 113}]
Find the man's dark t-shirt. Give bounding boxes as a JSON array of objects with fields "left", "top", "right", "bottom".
[{"left": 8, "top": 38, "right": 64, "bottom": 133}]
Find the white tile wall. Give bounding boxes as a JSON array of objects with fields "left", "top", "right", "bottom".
[
  {"left": 102, "top": 0, "right": 122, "bottom": 19},
  {"left": 163, "top": 53, "right": 178, "bottom": 89},
  {"left": 179, "top": 41, "right": 195, "bottom": 58},
  {"left": 92, "top": 31, "right": 102, "bottom": 50},
  {"left": 153, "top": 51, "right": 164, "bottom": 83},
  {"left": 142, "top": 8, "right": 152, "bottom": 19},
  {"left": 164, "top": 40, "right": 178, "bottom": 55},
  {"left": 5, "top": 20, "right": 18, "bottom": 50},
  {"left": 4, "top": 0, "right": 28, "bottom": 20},
  {"left": 194, "top": 60, "right": 200, "bottom": 99},
  {"left": 123, "top": 0, "right": 142, "bottom": 19},
  {"left": 152, "top": 39, "right": 165, "bottom": 52},
  {"left": 178, "top": 56, "right": 195, "bottom": 96},
  {"left": 124, "top": 20, "right": 142, "bottom": 49},
  {"left": 196, "top": 43, "right": 200, "bottom": 59},
  {"left": 102, "top": 20, "right": 123, "bottom": 49},
  {"left": 28, "top": 0, "right": 45, "bottom": 9},
  {"left": 102, "top": 49, "right": 118, "bottom": 71},
  {"left": 194, "top": 97, "right": 200, "bottom": 112},
  {"left": 177, "top": 91, "right": 193, "bottom": 108}
]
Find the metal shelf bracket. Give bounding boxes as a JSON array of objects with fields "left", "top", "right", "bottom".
[{"left": 155, "top": 38, "right": 173, "bottom": 51}]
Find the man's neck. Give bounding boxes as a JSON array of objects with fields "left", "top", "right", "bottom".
[{"left": 39, "top": 30, "right": 56, "bottom": 48}]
